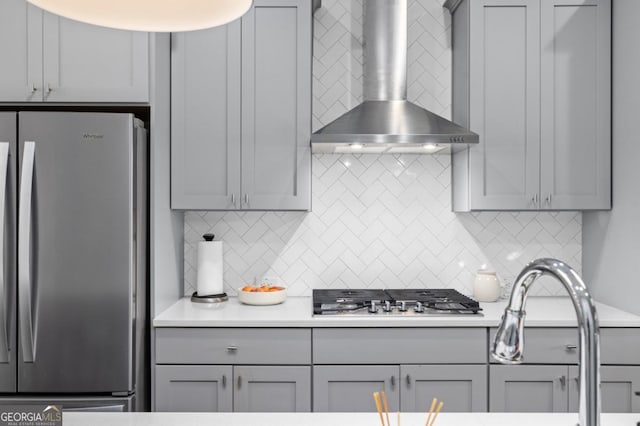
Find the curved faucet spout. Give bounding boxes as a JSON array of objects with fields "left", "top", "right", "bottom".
[{"left": 491, "top": 258, "right": 600, "bottom": 426}]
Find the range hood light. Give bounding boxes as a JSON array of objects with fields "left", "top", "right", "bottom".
[
  {"left": 26, "top": 0, "right": 253, "bottom": 32},
  {"left": 423, "top": 143, "right": 445, "bottom": 153},
  {"left": 350, "top": 143, "right": 364, "bottom": 150}
]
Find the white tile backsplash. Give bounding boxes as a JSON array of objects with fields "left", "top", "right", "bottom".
[{"left": 183, "top": 0, "right": 582, "bottom": 297}]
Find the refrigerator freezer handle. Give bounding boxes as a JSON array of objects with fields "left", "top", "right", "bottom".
[
  {"left": 18, "top": 141, "right": 35, "bottom": 363},
  {"left": 0, "top": 143, "right": 9, "bottom": 363}
]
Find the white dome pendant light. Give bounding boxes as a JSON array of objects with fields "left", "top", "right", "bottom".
[{"left": 26, "top": 0, "right": 253, "bottom": 32}]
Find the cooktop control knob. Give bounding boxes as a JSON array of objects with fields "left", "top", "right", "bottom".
[
  {"left": 383, "top": 300, "right": 392, "bottom": 312},
  {"left": 368, "top": 301, "right": 378, "bottom": 313},
  {"left": 414, "top": 301, "right": 424, "bottom": 313},
  {"left": 397, "top": 301, "right": 407, "bottom": 312}
]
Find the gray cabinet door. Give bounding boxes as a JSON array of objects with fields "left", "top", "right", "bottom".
[
  {"left": 489, "top": 365, "right": 568, "bottom": 412},
  {"left": 240, "top": 0, "right": 311, "bottom": 211},
  {"left": 155, "top": 365, "right": 233, "bottom": 412},
  {"left": 539, "top": 0, "right": 611, "bottom": 210},
  {"left": 170, "top": 24, "right": 242, "bottom": 209},
  {"left": 313, "top": 366, "right": 400, "bottom": 413},
  {"left": 233, "top": 366, "right": 311, "bottom": 412},
  {"left": 41, "top": 13, "right": 149, "bottom": 102},
  {"left": 569, "top": 366, "right": 640, "bottom": 413},
  {"left": 0, "top": 1, "right": 41, "bottom": 102},
  {"left": 401, "top": 365, "right": 487, "bottom": 412},
  {"left": 468, "top": 0, "right": 541, "bottom": 210}
]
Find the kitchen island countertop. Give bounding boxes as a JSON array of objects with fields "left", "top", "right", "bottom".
[
  {"left": 153, "top": 296, "right": 640, "bottom": 327},
  {"left": 62, "top": 412, "right": 638, "bottom": 425}
]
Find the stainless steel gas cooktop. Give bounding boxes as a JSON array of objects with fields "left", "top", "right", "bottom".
[{"left": 312, "top": 289, "right": 482, "bottom": 316}]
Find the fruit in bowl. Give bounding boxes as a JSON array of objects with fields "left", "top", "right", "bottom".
[{"left": 238, "top": 285, "right": 287, "bottom": 305}]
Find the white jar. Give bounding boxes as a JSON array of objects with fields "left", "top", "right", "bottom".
[{"left": 473, "top": 270, "right": 501, "bottom": 302}]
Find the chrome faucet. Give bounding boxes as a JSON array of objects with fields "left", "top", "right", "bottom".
[{"left": 492, "top": 258, "right": 600, "bottom": 426}]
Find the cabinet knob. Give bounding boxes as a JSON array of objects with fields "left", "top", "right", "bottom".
[{"left": 558, "top": 375, "right": 566, "bottom": 389}]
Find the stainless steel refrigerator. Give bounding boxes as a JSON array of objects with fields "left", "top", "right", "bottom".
[{"left": 0, "top": 112, "right": 148, "bottom": 411}]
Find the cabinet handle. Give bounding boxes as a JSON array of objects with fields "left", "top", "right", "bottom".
[
  {"left": 546, "top": 193, "right": 552, "bottom": 204},
  {"left": 227, "top": 346, "right": 238, "bottom": 352},
  {"left": 222, "top": 374, "right": 227, "bottom": 388},
  {"left": 30, "top": 83, "right": 37, "bottom": 93},
  {"left": 406, "top": 374, "right": 411, "bottom": 386},
  {"left": 565, "top": 344, "right": 577, "bottom": 352},
  {"left": 558, "top": 375, "right": 566, "bottom": 389},
  {"left": 45, "top": 83, "right": 52, "bottom": 94},
  {"left": 532, "top": 194, "right": 538, "bottom": 205},
  {"left": 574, "top": 377, "right": 579, "bottom": 386},
  {"left": 244, "top": 194, "right": 249, "bottom": 205},
  {"left": 231, "top": 193, "right": 235, "bottom": 205},
  {"left": 634, "top": 391, "right": 640, "bottom": 397},
  {"left": 390, "top": 376, "right": 396, "bottom": 388},
  {"left": 237, "top": 375, "right": 242, "bottom": 389}
]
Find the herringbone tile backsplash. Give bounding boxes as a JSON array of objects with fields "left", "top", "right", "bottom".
[{"left": 183, "top": 0, "right": 582, "bottom": 297}]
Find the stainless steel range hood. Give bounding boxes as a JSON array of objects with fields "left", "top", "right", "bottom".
[{"left": 311, "top": 0, "right": 478, "bottom": 154}]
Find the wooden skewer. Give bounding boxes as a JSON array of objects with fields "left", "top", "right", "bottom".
[
  {"left": 373, "top": 392, "right": 385, "bottom": 426},
  {"left": 381, "top": 390, "right": 391, "bottom": 426},
  {"left": 427, "top": 401, "right": 444, "bottom": 426},
  {"left": 425, "top": 397, "right": 438, "bottom": 426}
]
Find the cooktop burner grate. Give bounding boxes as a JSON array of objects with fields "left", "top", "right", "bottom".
[{"left": 312, "top": 288, "right": 482, "bottom": 316}]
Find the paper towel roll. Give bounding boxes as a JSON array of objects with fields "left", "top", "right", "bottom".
[{"left": 197, "top": 239, "right": 224, "bottom": 296}]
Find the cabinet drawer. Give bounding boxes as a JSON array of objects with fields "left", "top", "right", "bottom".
[
  {"left": 313, "top": 328, "right": 486, "bottom": 364},
  {"left": 488, "top": 328, "right": 640, "bottom": 365},
  {"left": 156, "top": 328, "right": 311, "bottom": 365}
]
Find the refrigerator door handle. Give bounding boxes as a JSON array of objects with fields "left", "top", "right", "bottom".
[
  {"left": 18, "top": 141, "right": 35, "bottom": 363},
  {"left": 0, "top": 143, "right": 9, "bottom": 363}
]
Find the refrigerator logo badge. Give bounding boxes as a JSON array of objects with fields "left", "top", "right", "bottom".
[
  {"left": 82, "top": 133, "right": 104, "bottom": 142},
  {"left": 0, "top": 405, "right": 62, "bottom": 426}
]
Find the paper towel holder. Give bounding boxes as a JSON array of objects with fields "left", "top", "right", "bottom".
[{"left": 191, "top": 233, "right": 229, "bottom": 304}]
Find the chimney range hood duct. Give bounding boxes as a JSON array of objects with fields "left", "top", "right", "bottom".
[{"left": 311, "top": 0, "right": 478, "bottom": 154}]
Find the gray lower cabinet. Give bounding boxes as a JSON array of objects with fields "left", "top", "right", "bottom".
[
  {"left": 313, "top": 365, "right": 487, "bottom": 413},
  {"left": 490, "top": 365, "right": 568, "bottom": 412},
  {"left": 491, "top": 365, "right": 640, "bottom": 413},
  {"left": 569, "top": 366, "right": 640, "bottom": 413},
  {"left": 234, "top": 366, "right": 311, "bottom": 412},
  {"left": 401, "top": 365, "right": 488, "bottom": 412},
  {"left": 448, "top": 0, "right": 611, "bottom": 211},
  {"left": 155, "top": 365, "right": 233, "bottom": 412},
  {"left": 155, "top": 365, "right": 311, "bottom": 413},
  {"left": 313, "top": 366, "right": 400, "bottom": 413},
  {"left": 171, "top": 0, "right": 311, "bottom": 211}
]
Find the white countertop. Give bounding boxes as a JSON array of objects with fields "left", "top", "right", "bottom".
[
  {"left": 153, "top": 296, "right": 640, "bottom": 327},
  {"left": 62, "top": 412, "right": 638, "bottom": 426}
]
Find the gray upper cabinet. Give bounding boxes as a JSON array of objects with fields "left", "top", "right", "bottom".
[
  {"left": 171, "top": 0, "right": 312, "bottom": 211},
  {"left": 0, "top": 0, "right": 149, "bottom": 103},
  {"left": 170, "top": 24, "right": 242, "bottom": 210},
  {"left": 539, "top": 0, "right": 611, "bottom": 210},
  {"left": 234, "top": 366, "right": 311, "bottom": 412},
  {"left": 448, "top": 0, "right": 611, "bottom": 211}
]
